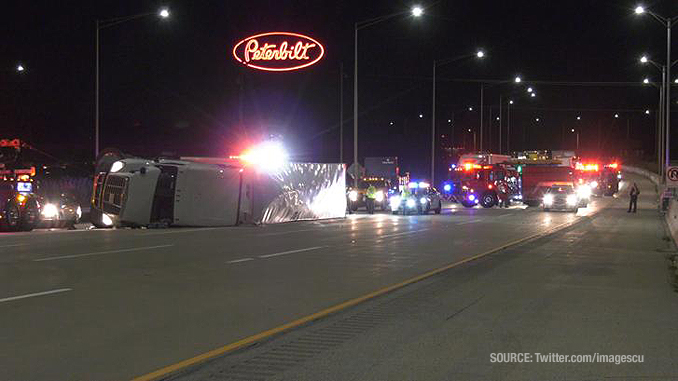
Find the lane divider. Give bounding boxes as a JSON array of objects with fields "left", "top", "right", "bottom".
[
  {"left": 132, "top": 209, "right": 601, "bottom": 381},
  {"left": 0, "top": 288, "right": 72, "bottom": 303},
  {"left": 258, "top": 246, "right": 325, "bottom": 259},
  {"left": 33, "top": 244, "right": 174, "bottom": 262}
]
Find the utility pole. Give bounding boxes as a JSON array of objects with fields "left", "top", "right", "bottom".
[
  {"left": 479, "top": 84, "right": 484, "bottom": 151},
  {"left": 339, "top": 63, "right": 343, "bottom": 163}
]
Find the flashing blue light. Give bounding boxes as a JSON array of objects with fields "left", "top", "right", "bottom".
[
  {"left": 451, "top": 164, "right": 456, "bottom": 168},
  {"left": 443, "top": 184, "right": 452, "bottom": 192},
  {"left": 408, "top": 182, "right": 418, "bottom": 189}
]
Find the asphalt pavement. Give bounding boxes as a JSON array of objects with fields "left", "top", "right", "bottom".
[{"left": 0, "top": 174, "right": 663, "bottom": 380}]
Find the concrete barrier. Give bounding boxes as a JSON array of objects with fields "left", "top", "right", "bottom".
[{"left": 623, "top": 165, "right": 678, "bottom": 242}]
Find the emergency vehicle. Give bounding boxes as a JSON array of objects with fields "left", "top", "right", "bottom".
[
  {"left": 0, "top": 139, "right": 40, "bottom": 231},
  {"left": 451, "top": 162, "right": 520, "bottom": 208},
  {"left": 347, "top": 177, "right": 390, "bottom": 212}
]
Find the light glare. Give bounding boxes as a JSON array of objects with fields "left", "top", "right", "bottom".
[
  {"left": 159, "top": 8, "right": 170, "bottom": 18},
  {"left": 635, "top": 6, "right": 645, "bottom": 14},
  {"left": 412, "top": 6, "right": 423, "bottom": 17}
]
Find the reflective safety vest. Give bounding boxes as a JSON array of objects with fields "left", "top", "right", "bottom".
[{"left": 366, "top": 185, "right": 377, "bottom": 199}]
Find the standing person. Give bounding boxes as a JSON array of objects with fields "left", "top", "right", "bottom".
[
  {"left": 497, "top": 181, "right": 510, "bottom": 208},
  {"left": 366, "top": 184, "right": 377, "bottom": 214},
  {"left": 628, "top": 182, "right": 640, "bottom": 213}
]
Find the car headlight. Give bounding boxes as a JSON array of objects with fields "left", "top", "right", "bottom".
[
  {"left": 468, "top": 194, "right": 476, "bottom": 201},
  {"left": 348, "top": 190, "right": 358, "bottom": 202},
  {"left": 567, "top": 194, "right": 578, "bottom": 205},
  {"left": 390, "top": 196, "right": 401, "bottom": 209},
  {"left": 375, "top": 191, "right": 384, "bottom": 202},
  {"left": 590, "top": 180, "right": 598, "bottom": 189},
  {"left": 41, "top": 203, "right": 59, "bottom": 219},
  {"left": 617, "top": 174, "right": 622, "bottom": 179},
  {"left": 543, "top": 194, "right": 554, "bottom": 205},
  {"left": 101, "top": 213, "right": 114, "bottom": 226},
  {"left": 406, "top": 198, "right": 416, "bottom": 208},
  {"left": 420, "top": 197, "right": 428, "bottom": 204},
  {"left": 110, "top": 161, "right": 125, "bottom": 173},
  {"left": 577, "top": 185, "right": 591, "bottom": 199}
]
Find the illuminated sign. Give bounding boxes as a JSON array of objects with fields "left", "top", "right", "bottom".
[{"left": 233, "top": 32, "right": 325, "bottom": 72}]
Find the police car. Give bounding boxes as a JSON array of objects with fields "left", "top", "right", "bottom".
[{"left": 389, "top": 181, "right": 442, "bottom": 215}]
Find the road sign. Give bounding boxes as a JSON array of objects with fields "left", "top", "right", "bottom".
[{"left": 667, "top": 166, "right": 678, "bottom": 185}]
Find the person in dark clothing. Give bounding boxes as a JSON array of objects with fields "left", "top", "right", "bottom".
[{"left": 628, "top": 182, "right": 640, "bottom": 213}]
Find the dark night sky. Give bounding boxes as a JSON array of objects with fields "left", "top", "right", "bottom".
[{"left": 1, "top": 1, "right": 674, "bottom": 179}]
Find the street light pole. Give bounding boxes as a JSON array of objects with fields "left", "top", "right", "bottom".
[
  {"left": 353, "top": 23, "right": 358, "bottom": 187},
  {"left": 353, "top": 7, "right": 423, "bottom": 187},
  {"left": 95, "top": 20, "right": 100, "bottom": 159},
  {"left": 339, "top": 63, "right": 344, "bottom": 164},
  {"left": 499, "top": 94, "right": 503, "bottom": 154},
  {"left": 666, "top": 21, "right": 671, "bottom": 173},
  {"left": 431, "top": 61, "right": 436, "bottom": 184},
  {"left": 480, "top": 84, "right": 484, "bottom": 151},
  {"left": 507, "top": 100, "right": 512, "bottom": 153},
  {"left": 94, "top": 9, "right": 170, "bottom": 159}
]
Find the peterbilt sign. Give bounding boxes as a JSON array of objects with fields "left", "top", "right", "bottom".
[{"left": 232, "top": 32, "right": 325, "bottom": 72}]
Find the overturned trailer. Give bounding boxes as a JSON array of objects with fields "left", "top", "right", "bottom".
[{"left": 91, "top": 155, "right": 346, "bottom": 228}]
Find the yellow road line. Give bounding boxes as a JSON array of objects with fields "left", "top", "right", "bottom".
[{"left": 131, "top": 214, "right": 596, "bottom": 381}]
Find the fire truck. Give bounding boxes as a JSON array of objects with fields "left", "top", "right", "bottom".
[
  {"left": 0, "top": 139, "right": 40, "bottom": 231},
  {"left": 451, "top": 162, "right": 520, "bottom": 208},
  {"left": 575, "top": 161, "right": 620, "bottom": 196}
]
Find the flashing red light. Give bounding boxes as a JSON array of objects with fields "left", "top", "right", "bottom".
[
  {"left": 488, "top": 184, "right": 493, "bottom": 189},
  {"left": 608, "top": 163, "right": 618, "bottom": 169},
  {"left": 233, "top": 32, "right": 325, "bottom": 72}
]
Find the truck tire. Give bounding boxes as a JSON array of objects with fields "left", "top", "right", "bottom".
[
  {"left": 434, "top": 201, "right": 442, "bottom": 214},
  {"left": 19, "top": 199, "right": 39, "bottom": 232},
  {"left": 480, "top": 192, "right": 497, "bottom": 208},
  {"left": 461, "top": 200, "right": 475, "bottom": 208},
  {"left": 2, "top": 203, "right": 21, "bottom": 232}
]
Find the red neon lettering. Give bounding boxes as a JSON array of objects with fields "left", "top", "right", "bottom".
[{"left": 233, "top": 32, "right": 325, "bottom": 72}]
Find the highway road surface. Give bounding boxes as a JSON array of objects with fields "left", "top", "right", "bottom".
[{"left": 1, "top": 173, "right": 674, "bottom": 380}]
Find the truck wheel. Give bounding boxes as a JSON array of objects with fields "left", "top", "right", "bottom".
[
  {"left": 2, "top": 203, "right": 21, "bottom": 232},
  {"left": 460, "top": 200, "right": 475, "bottom": 208},
  {"left": 434, "top": 201, "right": 442, "bottom": 214},
  {"left": 480, "top": 193, "right": 497, "bottom": 208},
  {"left": 19, "top": 199, "right": 39, "bottom": 232}
]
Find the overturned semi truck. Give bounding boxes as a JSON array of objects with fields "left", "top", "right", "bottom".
[{"left": 90, "top": 151, "right": 346, "bottom": 228}]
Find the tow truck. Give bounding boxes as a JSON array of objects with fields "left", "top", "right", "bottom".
[
  {"left": 451, "top": 162, "right": 520, "bottom": 208},
  {"left": 347, "top": 177, "right": 390, "bottom": 212},
  {"left": 0, "top": 139, "right": 40, "bottom": 231}
]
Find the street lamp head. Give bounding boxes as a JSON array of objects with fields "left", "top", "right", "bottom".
[
  {"left": 571, "top": 128, "right": 575, "bottom": 133},
  {"left": 640, "top": 55, "right": 648, "bottom": 63},
  {"left": 411, "top": 6, "right": 423, "bottom": 17},
  {"left": 514, "top": 76, "right": 522, "bottom": 83},
  {"left": 468, "top": 107, "right": 473, "bottom": 111},
  {"left": 419, "top": 113, "right": 423, "bottom": 118},
  {"left": 16, "top": 64, "right": 24, "bottom": 72},
  {"left": 527, "top": 87, "right": 533, "bottom": 93},
  {"left": 645, "top": 109, "right": 650, "bottom": 114},
  {"left": 576, "top": 116, "right": 581, "bottom": 120},
  {"left": 159, "top": 8, "right": 170, "bottom": 18},
  {"left": 615, "top": 113, "right": 619, "bottom": 118},
  {"left": 643, "top": 78, "right": 650, "bottom": 84},
  {"left": 496, "top": 117, "right": 500, "bottom": 121},
  {"left": 447, "top": 119, "right": 452, "bottom": 123},
  {"left": 635, "top": 5, "right": 645, "bottom": 15},
  {"left": 509, "top": 100, "right": 514, "bottom": 104},
  {"left": 476, "top": 50, "right": 485, "bottom": 58},
  {"left": 535, "top": 118, "right": 540, "bottom": 122},
  {"left": 674, "top": 78, "right": 678, "bottom": 83},
  {"left": 468, "top": 129, "right": 472, "bottom": 132},
  {"left": 530, "top": 92, "right": 536, "bottom": 97}
]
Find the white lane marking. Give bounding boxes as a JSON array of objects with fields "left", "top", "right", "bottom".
[
  {"left": 495, "top": 213, "right": 513, "bottom": 218},
  {"left": 457, "top": 219, "right": 483, "bottom": 225},
  {"left": 378, "top": 229, "right": 430, "bottom": 239},
  {"left": 0, "top": 243, "right": 27, "bottom": 248},
  {"left": 33, "top": 244, "right": 174, "bottom": 262},
  {"left": 0, "top": 288, "right": 72, "bottom": 303},
  {"left": 137, "top": 227, "right": 231, "bottom": 236},
  {"left": 227, "top": 258, "right": 255, "bottom": 264},
  {"left": 258, "top": 246, "right": 325, "bottom": 259},
  {"left": 259, "top": 229, "right": 320, "bottom": 237}
]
